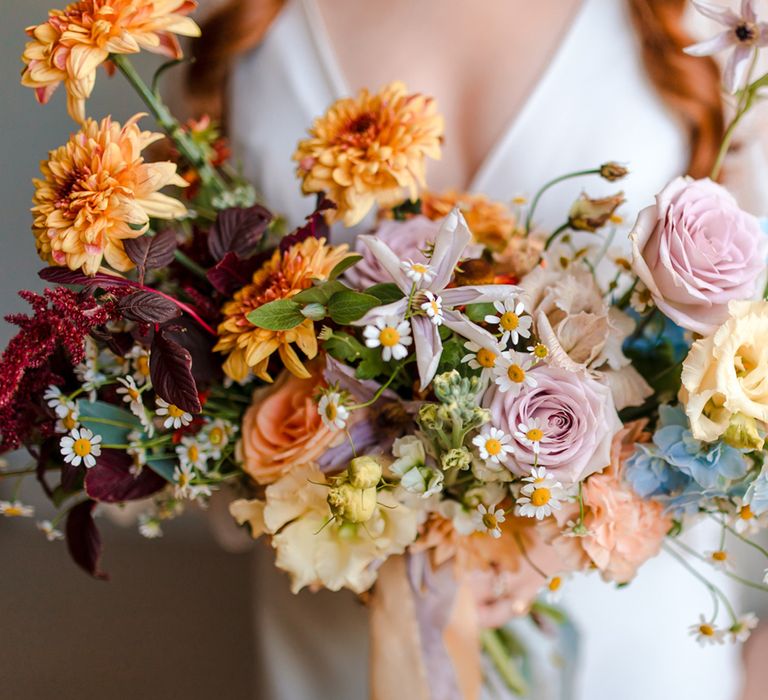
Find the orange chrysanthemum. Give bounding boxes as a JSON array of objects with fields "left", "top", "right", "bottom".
[
  {"left": 21, "top": 0, "right": 200, "bottom": 122},
  {"left": 32, "top": 113, "right": 188, "bottom": 275},
  {"left": 214, "top": 237, "right": 351, "bottom": 383},
  {"left": 293, "top": 82, "right": 443, "bottom": 227},
  {"left": 421, "top": 190, "right": 519, "bottom": 253}
]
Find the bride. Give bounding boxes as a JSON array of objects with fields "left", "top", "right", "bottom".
[{"left": 187, "top": 0, "right": 767, "bottom": 697}]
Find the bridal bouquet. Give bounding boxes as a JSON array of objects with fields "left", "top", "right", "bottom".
[{"left": 4, "top": 0, "right": 768, "bottom": 695}]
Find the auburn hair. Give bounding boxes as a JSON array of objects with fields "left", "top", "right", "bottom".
[{"left": 187, "top": 0, "right": 724, "bottom": 178}]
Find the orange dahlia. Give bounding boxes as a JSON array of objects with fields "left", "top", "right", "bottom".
[
  {"left": 215, "top": 238, "right": 351, "bottom": 383},
  {"left": 32, "top": 113, "right": 188, "bottom": 275},
  {"left": 21, "top": 0, "right": 200, "bottom": 122},
  {"left": 293, "top": 82, "right": 443, "bottom": 227},
  {"left": 421, "top": 190, "right": 519, "bottom": 253}
]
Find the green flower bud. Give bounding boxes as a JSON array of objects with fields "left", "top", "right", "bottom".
[
  {"left": 327, "top": 483, "right": 377, "bottom": 523},
  {"left": 301, "top": 302, "right": 327, "bottom": 321},
  {"left": 441, "top": 447, "right": 472, "bottom": 471},
  {"left": 723, "top": 413, "right": 764, "bottom": 451},
  {"left": 418, "top": 403, "right": 442, "bottom": 430},
  {"left": 348, "top": 456, "right": 382, "bottom": 489}
]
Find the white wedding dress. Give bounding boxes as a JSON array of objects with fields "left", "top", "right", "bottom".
[{"left": 227, "top": 0, "right": 747, "bottom": 697}]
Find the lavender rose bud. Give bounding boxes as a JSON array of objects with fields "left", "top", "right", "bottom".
[
  {"left": 630, "top": 177, "right": 768, "bottom": 335},
  {"left": 483, "top": 366, "right": 621, "bottom": 483}
]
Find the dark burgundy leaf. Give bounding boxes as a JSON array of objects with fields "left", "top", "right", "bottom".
[
  {"left": 162, "top": 320, "right": 218, "bottom": 386},
  {"left": 118, "top": 291, "right": 181, "bottom": 324},
  {"left": 61, "top": 461, "right": 85, "bottom": 493},
  {"left": 150, "top": 326, "right": 201, "bottom": 414},
  {"left": 206, "top": 251, "right": 264, "bottom": 296},
  {"left": 124, "top": 229, "right": 178, "bottom": 271},
  {"left": 208, "top": 204, "right": 273, "bottom": 261},
  {"left": 280, "top": 197, "right": 335, "bottom": 253},
  {"left": 39, "top": 267, "right": 133, "bottom": 291},
  {"left": 66, "top": 500, "right": 108, "bottom": 580},
  {"left": 84, "top": 449, "right": 166, "bottom": 503}
]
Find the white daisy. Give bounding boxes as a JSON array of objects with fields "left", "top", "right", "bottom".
[
  {"left": 705, "top": 549, "right": 731, "bottom": 571},
  {"left": 317, "top": 390, "right": 350, "bottom": 431},
  {"left": 689, "top": 616, "right": 726, "bottom": 646},
  {"left": 484, "top": 296, "right": 532, "bottom": 345},
  {"left": 419, "top": 291, "right": 444, "bottom": 326},
  {"left": 173, "top": 463, "right": 211, "bottom": 501},
  {"left": 128, "top": 346, "right": 152, "bottom": 385},
  {"left": 630, "top": 282, "right": 653, "bottom": 315},
  {"left": 730, "top": 613, "right": 759, "bottom": 643},
  {"left": 543, "top": 574, "right": 569, "bottom": 604},
  {"left": 127, "top": 441, "right": 147, "bottom": 477},
  {"left": 526, "top": 343, "right": 549, "bottom": 362},
  {"left": 176, "top": 436, "right": 209, "bottom": 473},
  {"left": 43, "top": 386, "right": 74, "bottom": 418},
  {"left": 363, "top": 315, "right": 413, "bottom": 362},
  {"left": 37, "top": 520, "right": 64, "bottom": 541},
  {"left": 473, "top": 503, "right": 506, "bottom": 539},
  {"left": 138, "top": 513, "right": 163, "bottom": 539},
  {"left": 730, "top": 497, "right": 765, "bottom": 535},
  {"left": 155, "top": 398, "right": 193, "bottom": 430},
  {"left": 515, "top": 419, "right": 546, "bottom": 455},
  {"left": 116, "top": 376, "right": 145, "bottom": 419},
  {"left": 55, "top": 404, "right": 80, "bottom": 434},
  {"left": 461, "top": 340, "right": 500, "bottom": 380},
  {"left": 60, "top": 427, "right": 102, "bottom": 468},
  {"left": 516, "top": 467, "right": 567, "bottom": 520},
  {"left": 201, "top": 419, "right": 236, "bottom": 459},
  {"left": 401, "top": 260, "right": 435, "bottom": 285},
  {"left": 492, "top": 351, "right": 537, "bottom": 395},
  {"left": 472, "top": 426, "right": 513, "bottom": 465},
  {"left": 0, "top": 500, "right": 35, "bottom": 518}
]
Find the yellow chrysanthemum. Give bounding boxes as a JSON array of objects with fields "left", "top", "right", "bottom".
[
  {"left": 293, "top": 82, "right": 443, "bottom": 227},
  {"left": 421, "top": 190, "right": 519, "bottom": 252},
  {"left": 21, "top": 0, "right": 200, "bottom": 122},
  {"left": 32, "top": 113, "right": 188, "bottom": 275},
  {"left": 215, "top": 237, "right": 351, "bottom": 382}
]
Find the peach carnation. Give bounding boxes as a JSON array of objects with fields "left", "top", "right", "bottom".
[
  {"left": 21, "top": 0, "right": 200, "bottom": 123},
  {"left": 238, "top": 368, "right": 348, "bottom": 485},
  {"left": 32, "top": 113, "right": 187, "bottom": 275},
  {"left": 293, "top": 82, "right": 443, "bottom": 226},
  {"left": 214, "top": 237, "right": 350, "bottom": 382},
  {"left": 578, "top": 420, "right": 672, "bottom": 584}
]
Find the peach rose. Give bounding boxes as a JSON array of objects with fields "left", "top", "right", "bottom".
[
  {"left": 577, "top": 421, "right": 672, "bottom": 583},
  {"left": 239, "top": 369, "right": 347, "bottom": 484}
]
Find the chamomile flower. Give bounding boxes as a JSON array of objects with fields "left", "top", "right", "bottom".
[
  {"left": 472, "top": 426, "right": 513, "bottom": 465},
  {"left": 176, "top": 436, "right": 209, "bottom": 473},
  {"left": 544, "top": 574, "right": 568, "bottom": 603},
  {"left": 484, "top": 296, "right": 532, "bottom": 345},
  {"left": 60, "top": 427, "right": 102, "bottom": 468},
  {"left": 156, "top": 398, "right": 193, "bottom": 430},
  {"left": 55, "top": 404, "right": 80, "bottom": 434},
  {"left": 461, "top": 340, "right": 500, "bottom": 379},
  {"left": 527, "top": 343, "right": 549, "bottom": 361},
  {"left": 173, "top": 463, "right": 211, "bottom": 501},
  {"left": 201, "top": 419, "right": 236, "bottom": 459},
  {"left": 317, "top": 389, "right": 350, "bottom": 431},
  {"left": 730, "top": 613, "right": 758, "bottom": 643},
  {"left": 138, "top": 513, "right": 163, "bottom": 539},
  {"left": 0, "top": 500, "right": 35, "bottom": 518},
  {"left": 363, "top": 315, "right": 413, "bottom": 361},
  {"left": 37, "top": 520, "right": 64, "bottom": 541},
  {"left": 420, "top": 291, "right": 444, "bottom": 326},
  {"left": 515, "top": 419, "right": 546, "bottom": 455},
  {"left": 730, "top": 497, "right": 764, "bottom": 535},
  {"left": 129, "top": 346, "right": 152, "bottom": 385},
  {"left": 116, "top": 376, "right": 145, "bottom": 418},
  {"left": 492, "top": 351, "right": 537, "bottom": 395},
  {"left": 689, "top": 616, "right": 725, "bottom": 646},
  {"left": 706, "top": 550, "right": 731, "bottom": 571},
  {"left": 473, "top": 503, "right": 506, "bottom": 539},
  {"left": 401, "top": 260, "right": 435, "bottom": 285},
  {"left": 630, "top": 282, "right": 653, "bottom": 314},
  {"left": 43, "top": 386, "right": 73, "bottom": 418},
  {"left": 516, "top": 467, "right": 566, "bottom": 520},
  {"left": 127, "top": 438, "right": 147, "bottom": 477}
]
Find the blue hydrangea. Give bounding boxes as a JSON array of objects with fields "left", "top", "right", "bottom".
[
  {"left": 746, "top": 469, "right": 768, "bottom": 515},
  {"left": 624, "top": 405, "right": 748, "bottom": 507}
]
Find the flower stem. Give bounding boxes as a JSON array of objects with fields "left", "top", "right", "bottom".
[
  {"left": 525, "top": 168, "right": 601, "bottom": 233},
  {"left": 111, "top": 55, "right": 227, "bottom": 194},
  {"left": 174, "top": 249, "right": 209, "bottom": 280},
  {"left": 543, "top": 222, "right": 571, "bottom": 251},
  {"left": 349, "top": 365, "right": 401, "bottom": 410},
  {"left": 480, "top": 629, "right": 529, "bottom": 696}
]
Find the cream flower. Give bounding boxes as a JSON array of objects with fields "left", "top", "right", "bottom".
[
  {"left": 260, "top": 463, "right": 418, "bottom": 594},
  {"left": 681, "top": 300, "right": 768, "bottom": 442}
]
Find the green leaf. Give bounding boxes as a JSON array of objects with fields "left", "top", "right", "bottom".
[
  {"left": 78, "top": 400, "right": 141, "bottom": 445},
  {"left": 464, "top": 302, "right": 495, "bottom": 323},
  {"left": 145, "top": 458, "right": 176, "bottom": 483},
  {"left": 328, "top": 254, "right": 363, "bottom": 280},
  {"left": 327, "top": 291, "right": 381, "bottom": 325},
  {"left": 323, "top": 331, "right": 366, "bottom": 363},
  {"left": 292, "top": 280, "right": 349, "bottom": 305},
  {"left": 356, "top": 348, "right": 388, "bottom": 380},
  {"left": 246, "top": 299, "right": 304, "bottom": 330},
  {"left": 437, "top": 337, "right": 466, "bottom": 375},
  {"left": 365, "top": 283, "right": 405, "bottom": 305}
]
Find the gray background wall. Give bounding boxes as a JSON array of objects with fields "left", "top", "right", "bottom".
[{"left": 0, "top": 2, "right": 254, "bottom": 698}]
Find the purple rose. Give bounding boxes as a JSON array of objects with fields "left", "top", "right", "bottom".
[
  {"left": 630, "top": 177, "right": 768, "bottom": 335},
  {"left": 345, "top": 215, "right": 481, "bottom": 289},
  {"left": 483, "top": 366, "right": 621, "bottom": 483}
]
